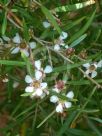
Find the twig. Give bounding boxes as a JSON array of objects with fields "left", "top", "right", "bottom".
[{"left": 33, "top": 36, "right": 102, "bottom": 89}]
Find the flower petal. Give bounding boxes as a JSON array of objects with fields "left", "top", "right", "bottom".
[
  {"left": 59, "top": 31, "right": 68, "bottom": 40},
  {"left": 97, "top": 60, "right": 102, "bottom": 68},
  {"left": 41, "top": 82, "right": 47, "bottom": 89},
  {"left": 13, "top": 81, "right": 19, "bottom": 88},
  {"left": 2, "top": 35, "right": 10, "bottom": 42},
  {"left": 50, "top": 95, "right": 59, "bottom": 103},
  {"left": 25, "top": 75, "right": 33, "bottom": 83},
  {"left": 25, "top": 86, "right": 34, "bottom": 93},
  {"left": 44, "top": 65, "right": 53, "bottom": 73},
  {"left": 35, "top": 70, "right": 42, "bottom": 80},
  {"left": 83, "top": 63, "right": 90, "bottom": 68},
  {"left": 54, "top": 44, "right": 60, "bottom": 51},
  {"left": 91, "top": 71, "right": 97, "bottom": 78},
  {"left": 66, "top": 91, "right": 74, "bottom": 99},
  {"left": 56, "top": 103, "right": 63, "bottom": 113},
  {"left": 64, "top": 102, "right": 72, "bottom": 108},
  {"left": 11, "top": 47, "right": 20, "bottom": 54},
  {"left": 13, "top": 33, "right": 21, "bottom": 44},
  {"left": 65, "top": 45, "right": 69, "bottom": 49},
  {"left": 43, "top": 21, "right": 51, "bottom": 28},
  {"left": 29, "top": 42, "right": 36, "bottom": 49},
  {"left": 35, "top": 60, "right": 41, "bottom": 70},
  {"left": 21, "top": 49, "right": 29, "bottom": 57},
  {"left": 36, "top": 88, "right": 43, "bottom": 96}
]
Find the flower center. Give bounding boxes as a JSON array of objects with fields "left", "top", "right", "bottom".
[
  {"left": 89, "top": 64, "right": 96, "bottom": 72},
  {"left": 20, "top": 43, "right": 27, "bottom": 49},
  {"left": 32, "top": 81, "right": 40, "bottom": 88}
]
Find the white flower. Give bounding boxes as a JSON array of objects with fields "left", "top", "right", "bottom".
[
  {"left": 34, "top": 60, "right": 53, "bottom": 80},
  {"left": 64, "top": 101, "right": 72, "bottom": 108},
  {"left": 25, "top": 75, "right": 48, "bottom": 98},
  {"left": 83, "top": 62, "right": 100, "bottom": 78},
  {"left": 2, "top": 78, "right": 9, "bottom": 83},
  {"left": 50, "top": 95, "right": 59, "bottom": 103},
  {"left": 56, "top": 103, "right": 63, "bottom": 113},
  {"left": 11, "top": 33, "right": 36, "bottom": 57},
  {"left": 12, "top": 33, "right": 21, "bottom": 44},
  {"left": 54, "top": 36, "right": 68, "bottom": 51},
  {"left": 66, "top": 91, "right": 74, "bottom": 99},
  {"left": 25, "top": 86, "right": 34, "bottom": 93},
  {"left": 43, "top": 21, "right": 51, "bottom": 28},
  {"left": 13, "top": 81, "right": 19, "bottom": 88},
  {"left": 2, "top": 35, "right": 10, "bottom": 42},
  {"left": 97, "top": 60, "right": 102, "bottom": 68},
  {"left": 59, "top": 31, "right": 68, "bottom": 40},
  {"left": 35, "top": 70, "right": 43, "bottom": 80},
  {"left": 44, "top": 65, "right": 53, "bottom": 73},
  {"left": 25, "top": 75, "right": 33, "bottom": 83},
  {"left": 50, "top": 91, "right": 74, "bottom": 113},
  {"left": 29, "top": 42, "right": 36, "bottom": 49},
  {"left": 54, "top": 44, "right": 60, "bottom": 51}
]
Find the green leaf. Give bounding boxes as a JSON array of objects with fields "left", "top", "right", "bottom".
[
  {"left": 66, "top": 128, "right": 95, "bottom": 136},
  {"left": 53, "top": 59, "right": 91, "bottom": 72},
  {"left": 86, "top": 118, "right": 102, "bottom": 136},
  {"left": 70, "top": 33, "right": 87, "bottom": 48},
  {"left": 2, "top": 11, "right": 7, "bottom": 35},
  {"left": 0, "top": 60, "right": 25, "bottom": 66},
  {"left": 68, "top": 10, "right": 96, "bottom": 43},
  {"left": 89, "top": 117, "right": 102, "bottom": 124},
  {"left": 64, "top": 17, "right": 86, "bottom": 31},
  {"left": 21, "top": 92, "right": 31, "bottom": 97},
  {"left": 56, "top": 111, "right": 77, "bottom": 136},
  {"left": 23, "top": 19, "right": 30, "bottom": 42},
  {"left": 41, "top": 6, "right": 61, "bottom": 34},
  {"left": 54, "top": 0, "right": 95, "bottom": 12}
]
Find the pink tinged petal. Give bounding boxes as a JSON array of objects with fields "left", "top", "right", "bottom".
[
  {"left": 25, "top": 86, "right": 34, "bottom": 93},
  {"left": 41, "top": 82, "right": 47, "bottom": 89},
  {"left": 83, "top": 63, "right": 90, "bottom": 68},
  {"left": 35, "top": 60, "right": 41, "bottom": 70},
  {"left": 44, "top": 65, "right": 53, "bottom": 73},
  {"left": 64, "top": 102, "right": 72, "bottom": 108},
  {"left": 11, "top": 47, "right": 20, "bottom": 54},
  {"left": 91, "top": 71, "right": 97, "bottom": 78},
  {"left": 29, "top": 42, "right": 36, "bottom": 49},
  {"left": 2, "top": 36, "right": 10, "bottom": 42},
  {"left": 50, "top": 95, "right": 59, "bottom": 103},
  {"left": 35, "top": 70, "right": 42, "bottom": 80},
  {"left": 43, "top": 21, "right": 51, "bottom": 28},
  {"left": 59, "top": 31, "right": 68, "bottom": 40},
  {"left": 25, "top": 75, "right": 33, "bottom": 83},
  {"left": 97, "top": 60, "right": 102, "bottom": 68},
  {"left": 45, "top": 90, "right": 49, "bottom": 95},
  {"left": 56, "top": 103, "right": 63, "bottom": 113},
  {"left": 36, "top": 88, "right": 43, "bottom": 96},
  {"left": 66, "top": 91, "right": 74, "bottom": 99},
  {"left": 21, "top": 49, "right": 29, "bottom": 57},
  {"left": 13, "top": 33, "right": 21, "bottom": 44},
  {"left": 54, "top": 44, "right": 60, "bottom": 51}
]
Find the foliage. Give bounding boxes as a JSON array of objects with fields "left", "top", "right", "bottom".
[{"left": 0, "top": 0, "right": 102, "bottom": 136}]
